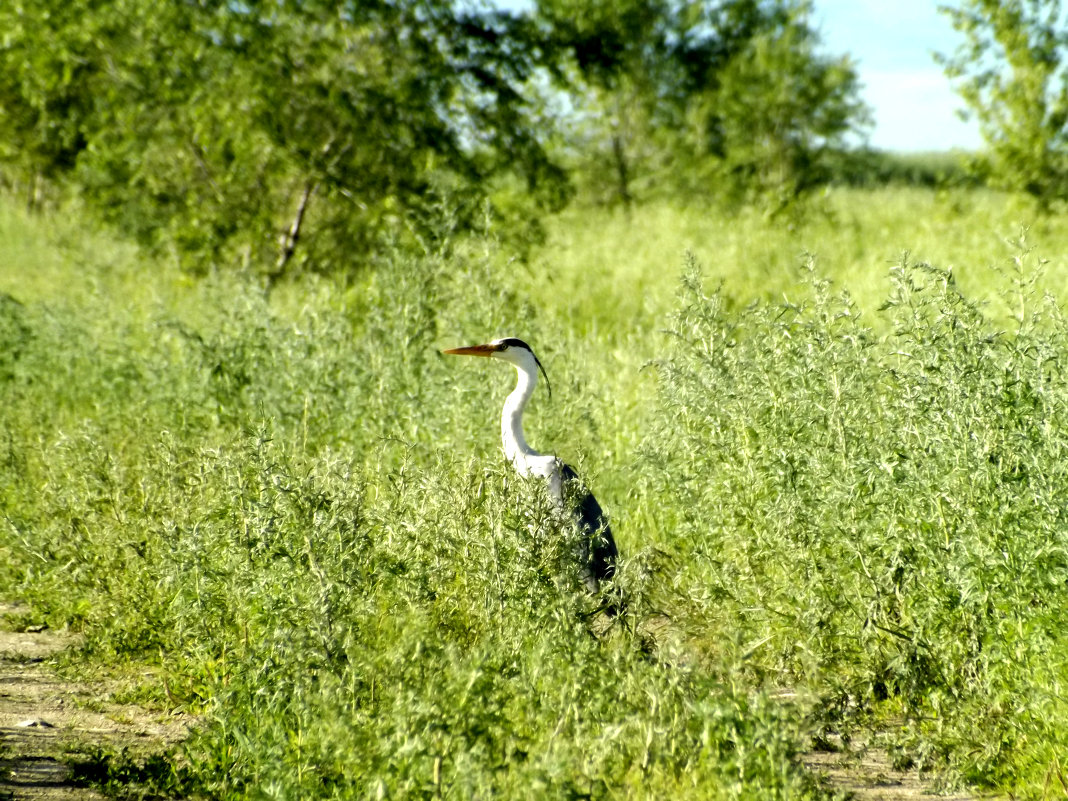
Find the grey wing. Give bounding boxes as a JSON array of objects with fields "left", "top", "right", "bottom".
[{"left": 561, "top": 463, "right": 618, "bottom": 586}]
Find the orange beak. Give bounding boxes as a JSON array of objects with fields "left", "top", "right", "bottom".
[{"left": 442, "top": 343, "right": 501, "bottom": 357}]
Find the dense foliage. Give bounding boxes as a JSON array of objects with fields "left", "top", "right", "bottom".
[
  {"left": 0, "top": 0, "right": 870, "bottom": 273},
  {"left": 939, "top": 0, "right": 1068, "bottom": 207},
  {"left": 2, "top": 6, "right": 1067, "bottom": 799},
  {"left": 1, "top": 190, "right": 1067, "bottom": 797},
  {"left": 540, "top": 0, "right": 868, "bottom": 208},
  {"left": 0, "top": 0, "right": 570, "bottom": 272},
  {"left": 0, "top": 224, "right": 824, "bottom": 799},
  {"left": 647, "top": 255, "right": 1068, "bottom": 788}
]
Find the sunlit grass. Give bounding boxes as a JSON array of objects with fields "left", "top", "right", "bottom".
[
  {"left": 509, "top": 186, "right": 1068, "bottom": 547},
  {"left": 528, "top": 186, "right": 1067, "bottom": 334},
  {"left": 1, "top": 186, "right": 1065, "bottom": 798}
]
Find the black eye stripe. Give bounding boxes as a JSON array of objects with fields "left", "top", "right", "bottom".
[{"left": 496, "top": 337, "right": 551, "bottom": 398}]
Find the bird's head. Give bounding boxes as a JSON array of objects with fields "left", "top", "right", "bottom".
[{"left": 443, "top": 337, "right": 551, "bottom": 397}]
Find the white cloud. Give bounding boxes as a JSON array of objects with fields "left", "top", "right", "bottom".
[
  {"left": 860, "top": 69, "right": 982, "bottom": 151},
  {"left": 814, "top": 0, "right": 982, "bottom": 150}
]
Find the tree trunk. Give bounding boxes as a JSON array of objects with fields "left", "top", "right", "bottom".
[
  {"left": 611, "top": 133, "right": 632, "bottom": 211},
  {"left": 269, "top": 181, "right": 315, "bottom": 287}
]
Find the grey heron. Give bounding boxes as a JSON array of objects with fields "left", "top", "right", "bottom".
[{"left": 443, "top": 337, "right": 618, "bottom": 594}]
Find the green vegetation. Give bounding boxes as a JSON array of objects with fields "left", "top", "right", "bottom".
[
  {"left": 2, "top": 2, "right": 1067, "bottom": 797},
  {"left": 0, "top": 0, "right": 574, "bottom": 271},
  {"left": 0, "top": 0, "right": 869, "bottom": 274},
  {"left": 651, "top": 256, "right": 1068, "bottom": 789},
  {"left": 939, "top": 0, "right": 1068, "bottom": 207},
  {"left": 2, "top": 186, "right": 1067, "bottom": 798},
  {"left": 539, "top": 0, "right": 868, "bottom": 209}
]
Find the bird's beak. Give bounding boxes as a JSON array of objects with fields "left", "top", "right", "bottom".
[{"left": 442, "top": 343, "right": 500, "bottom": 357}]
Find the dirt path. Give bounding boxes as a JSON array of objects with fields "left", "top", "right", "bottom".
[
  {"left": 802, "top": 744, "right": 986, "bottom": 800},
  {"left": 0, "top": 604, "right": 190, "bottom": 800},
  {"left": 1, "top": 601, "right": 996, "bottom": 801}
]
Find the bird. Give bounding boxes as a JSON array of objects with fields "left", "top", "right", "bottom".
[{"left": 443, "top": 337, "right": 618, "bottom": 594}]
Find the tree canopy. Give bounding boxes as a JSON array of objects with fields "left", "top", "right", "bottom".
[
  {"left": 538, "top": 0, "right": 869, "bottom": 209},
  {"left": 0, "top": 0, "right": 871, "bottom": 274},
  {"left": 939, "top": 0, "right": 1068, "bottom": 207}
]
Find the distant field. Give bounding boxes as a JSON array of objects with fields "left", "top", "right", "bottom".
[
  {"left": 529, "top": 186, "right": 1067, "bottom": 334},
  {"left": 1, "top": 187, "right": 1065, "bottom": 798}
]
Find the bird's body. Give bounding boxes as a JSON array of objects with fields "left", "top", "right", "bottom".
[{"left": 444, "top": 337, "right": 618, "bottom": 592}]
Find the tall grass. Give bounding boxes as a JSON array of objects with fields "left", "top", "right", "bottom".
[
  {"left": 527, "top": 186, "right": 1068, "bottom": 335},
  {"left": 645, "top": 253, "right": 1068, "bottom": 789},
  {"left": 0, "top": 207, "right": 822, "bottom": 798},
  {"left": 1, "top": 188, "right": 1066, "bottom": 797}
]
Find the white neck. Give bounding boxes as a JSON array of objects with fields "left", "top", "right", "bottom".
[
  {"left": 499, "top": 356, "right": 562, "bottom": 496},
  {"left": 502, "top": 361, "right": 541, "bottom": 465}
]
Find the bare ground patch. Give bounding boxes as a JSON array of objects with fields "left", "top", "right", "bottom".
[
  {"left": 803, "top": 743, "right": 988, "bottom": 801},
  {"left": 0, "top": 603, "right": 191, "bottom": 800}
]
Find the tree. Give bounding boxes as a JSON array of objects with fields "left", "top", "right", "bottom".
[
  {"left": 938, "top": 0, "right": 1068, "bottom": 206},
  {"left": 0, "top": 0, "right": 104, "bottom": 205},
  {"left": 702, "top": 0, "right": 869, "bottom": 208},
  {"left": 537, "top": 0, "right": 869, "bottom": 209},
  {"left": 0, "top": 0, "right": 571, "bottom": 274},
  {"left": 535, "top": 0, "right": 694, "bottom": 207}
]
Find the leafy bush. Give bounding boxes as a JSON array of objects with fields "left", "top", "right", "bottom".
[
  {"left": 646, "top": 252, "right": 1068, "bottom": 787},
  {"left": 0, "top": 247, "right": 825, "bottom": 799}
]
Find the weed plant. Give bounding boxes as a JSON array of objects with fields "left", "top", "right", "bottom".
[
  {"left": 2, "top": 191, "right": 1066, "bottom": 797},
  {"left": 0, "top": 225, "right": 823, "bottom": 798},
  {"left": 645, "top": 252, "right": 1068, "bottom": 790}
]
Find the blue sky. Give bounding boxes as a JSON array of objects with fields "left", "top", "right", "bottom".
[
  {"left": 494, "top": 0, "right": 983, "bottom": 152},
  {"left": 812, "top": 0, "right": 982, "bottom": 151}
]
